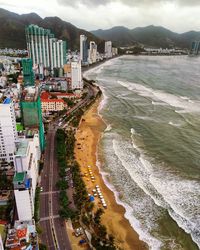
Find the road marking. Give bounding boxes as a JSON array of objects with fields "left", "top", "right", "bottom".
[
  {"left": 40, "top": 215, "right": 60, "bottom": 221},
  {"left": 40, "top": 191, "right": 59, "bottom": 195}
]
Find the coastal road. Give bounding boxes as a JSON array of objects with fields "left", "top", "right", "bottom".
[
  {"left": 39, "top": 82, "right": 98, "bottom": 249},
  {"left": 39, "top": 124, "right": 72, "bottom": 250}
]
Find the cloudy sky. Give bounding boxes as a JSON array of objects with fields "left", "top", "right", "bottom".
[{"left": 0, "top": 0, "right": 200, "bottom": 32}]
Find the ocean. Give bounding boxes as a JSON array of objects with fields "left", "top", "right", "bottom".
[{"left": 84, "top": 55, "right": 200, "bottom": 250}]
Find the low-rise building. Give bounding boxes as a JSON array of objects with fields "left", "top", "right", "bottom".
[
  {"left": 41, "top": 98, "right": 64, "bottom": 112},
  {"left": 14, "top": 134, "right": 41, "bottom": 194},
  {"left": 40, "top": 91, "right": 65, "bottom": 113},
  {"left": 13, "top": 172, "right": 34, "bottom": 221},
  {"left": 5, "top": 219, "right": 38, "bottom": 250},
  {"left": 0, "top": 191, "right": 12, "bottom": 206}
]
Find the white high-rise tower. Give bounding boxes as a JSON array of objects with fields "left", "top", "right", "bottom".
[{"left": 0, "top": 97, "right": 18, "bottom": 164}]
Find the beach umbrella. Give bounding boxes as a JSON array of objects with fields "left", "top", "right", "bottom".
[
  {"left": 95, "top": 185, "right": 99, "bottom": 188},
  {"left": 89, "top": 196, "right": 95, "bottom": 202},
  {"left": 92, "top": 189, "right": 96, "bottom": 192}
]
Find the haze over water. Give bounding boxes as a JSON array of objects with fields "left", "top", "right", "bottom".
[{"left": 85, "top": 55, "right": 200, "bottom": 250}]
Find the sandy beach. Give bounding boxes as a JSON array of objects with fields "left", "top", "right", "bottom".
[{"left": 74, "top": 97, "right": 147, "bottom": 250}]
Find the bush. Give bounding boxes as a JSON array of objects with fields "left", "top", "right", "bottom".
[{"left": 34, "top": 187, "right": 40, "bottom": 222}]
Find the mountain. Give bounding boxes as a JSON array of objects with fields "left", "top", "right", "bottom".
[
  {"left": 91, "top": 25, "right": 200, "bottom": 49},
  {"left": 0, "top": 8, "right": 104, "bottom": 50}
]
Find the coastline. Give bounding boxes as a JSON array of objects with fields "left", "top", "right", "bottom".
[{"left": 74, "top": 96, "right": 147, "bottom": 250}]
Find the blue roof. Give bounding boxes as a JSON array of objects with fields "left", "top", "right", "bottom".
[
  {"left": 25, "top": 178, "right": 31, "bottom": 189},
  {"left": 3, "top": 98, "right": 11, "bottom": 104}
]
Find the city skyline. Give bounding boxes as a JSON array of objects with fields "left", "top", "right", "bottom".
[{"left": 0, "top": 0, "right": 200, "bottom": 33}]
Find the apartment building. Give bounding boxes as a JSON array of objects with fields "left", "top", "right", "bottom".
[{"left": 0, "top": 97, "right": 18, "bottom": 163}]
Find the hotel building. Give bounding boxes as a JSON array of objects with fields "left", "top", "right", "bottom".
[
  {"left": 80, "top": 34, "right": 89, "bottom": 64},
  {"left": 88, "top": 41, "right": 97, "bottom": 64},
  {"left": 105, "top": 41, "right": 112, "bottom": 58},
  {"left": 71, "top": 61, "right": 83, "bottom": 90},
  {"left": 25, "top": 24, "right": 67, "bottom": 76},
  {"left": 0, "top": 97, "right": 18, "bottom": 163}
]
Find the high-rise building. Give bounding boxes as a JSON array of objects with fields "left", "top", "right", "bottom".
[
  {"left": 0, "top": 97, "right": 18, "bottom": 164},
  {"left": 190, "top": 41, "right": 200, "bottom": 55},
  {"left": 14, "top": 134, "right": 41, "bottom": 194},
  {"left": 112, "top": 47, "right": 118, "bottom": 56},
  {"left": 26, "top": 25, "right": 53, "bottom": 68},
  {"left": 20, "top": 87, "right": 45, "bottom": 151},
  {"left": 88, "top": 41, "right": 97, "bottom": 64},
  {"left": 21, "top": 58, "right": 35, "bottom": 87},
  {"left": 105, "top": 41, "right": 112, "bottom": 58},
  {"left": 80, "top": 35, "right": 89, "bottom": 64},
  {"left": 50, "top": 38, "right": 67, "bottom": 70},
  {"left": 26, "top": 24, "right": 67, "bottom": 76},
  {"left": 71, "top": 61, "right": 83, "bottom": 90}
]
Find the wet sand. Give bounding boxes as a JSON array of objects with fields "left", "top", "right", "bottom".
[{"left": 74, "top": 97, "right": 147, "bottom": 250}]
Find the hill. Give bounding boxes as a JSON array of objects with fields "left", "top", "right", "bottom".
[
  {"left": 91, "top": 25, "right": 200, "bottom": 49},
  {"left": 0, "top": 8, "right": 104, "bottom": 50}
]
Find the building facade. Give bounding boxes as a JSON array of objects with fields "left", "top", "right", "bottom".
[
  {"left": 71, "top": 61, "right": 83, "bottom": 90},
  {"left": 49, "top": 38, "right": 67, "bottom": 70},
  {"left": 80, "top": 35, "right": 88, "bottom": 64},
  {"left": 190, "top": 41, "right": 200, "bottom": 55},
  {"left": 41, "top": 99, "right": 64, "bottom": 113},
  {"left": 88, "top": 41, "right": 97, "bottom": 64},
  {"left": 20, "top": 87, "right": 45, "bottom": 151},
  {"left": 0, "top": 97, "right": 18, "bottom": 163},
  {"left": 26, "top": 25, "right": 53, "bottom": 68},
  {"left": 26, "top": 24, "right": 67, "bottom": 76},
  {"left": 13, "top": 172, "right": 34, "bottom": 221},
  {"left": 105, "top": 41, "right": 112, "bottom": 58},
  {"left": 14, "top": 134, "right": 41, "bottom": 194},
  {"left": 21, "top": 58, "right": 35, "bottom": 87}
]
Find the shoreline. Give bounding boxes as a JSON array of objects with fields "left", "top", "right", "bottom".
[{"left": 74, "top": 96, "right": 147, "bottom": 250}]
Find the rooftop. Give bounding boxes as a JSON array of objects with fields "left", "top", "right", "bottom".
[
  {"left": 16, "top": 140, "right": 29, "bottom": 156},
  {"left": 3, "top": 97, "right": 11, "bottom": 104},
  {"left": 41, "top": 99, "right": 64, "bottom": 103},
  {"left": 13, "top": 172, "right": 26, "bottom": 183}
]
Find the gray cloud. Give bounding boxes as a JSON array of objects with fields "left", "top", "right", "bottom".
[{"left": 57, "top": 0, "right": 200, "bottom": 7}]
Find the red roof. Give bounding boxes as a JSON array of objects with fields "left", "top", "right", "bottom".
[
  {"left": 0, "top": 220, "right": 7, "bottom": 225},
  {"left": 41, "top": 92, "right": 50, "bottom": 99},
  {"left": 41, "top": 99, "right": 64, "bottom": 103},
  {"left": 17, "top": 228, "right": 27, "bottom": 239}
]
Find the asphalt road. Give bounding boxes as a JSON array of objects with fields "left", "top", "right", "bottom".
[
  {"left": 39, "top": 83, "right": 97, "bottom": 249},
  {"left": 40, "top": 125, "right": 72, "bottom": 250}
]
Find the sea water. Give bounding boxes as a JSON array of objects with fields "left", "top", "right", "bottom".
[{"left": 84, "top": 55, "right": 200, "bottom": 250}]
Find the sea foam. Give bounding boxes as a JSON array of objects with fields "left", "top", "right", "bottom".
[{"left": 118, "top": 80, "right": 200, "bottom": 113}]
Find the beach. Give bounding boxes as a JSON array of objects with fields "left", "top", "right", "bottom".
[{"left": 74, "top": 96, "right": 147, "bottom": 250}]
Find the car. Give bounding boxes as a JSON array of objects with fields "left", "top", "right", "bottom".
[{"left": 40, "top": 187, "right": 43, "bottom": 192}]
